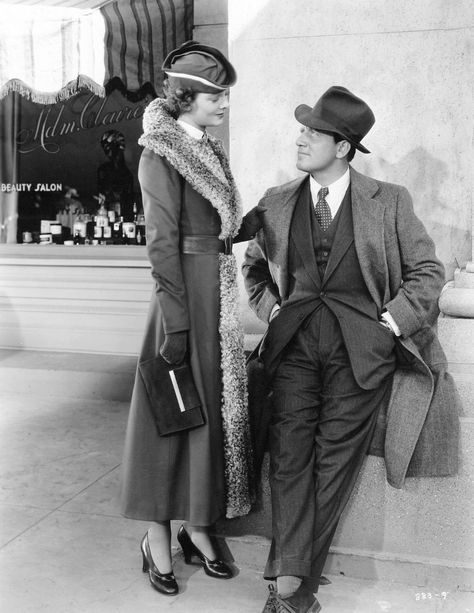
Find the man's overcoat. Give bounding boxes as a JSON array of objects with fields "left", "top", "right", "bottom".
[{"left": 243, "top": 167, "right": 460, "bottom": 488}]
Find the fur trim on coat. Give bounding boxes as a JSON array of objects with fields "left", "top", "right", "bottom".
[{"left": 139, "top": 98, "right": 253, "bottom": 518}]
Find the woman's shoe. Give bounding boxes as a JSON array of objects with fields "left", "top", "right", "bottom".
[
  {"left": 140, "top": 532, "right": 178, "bottom": 595},
  {"left": 177, "top": 525, "right": 233, "bottom": 579}
]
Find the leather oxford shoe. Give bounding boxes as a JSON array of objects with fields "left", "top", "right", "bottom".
[{"left": 261, "top": 583, "right": 321, "bottom": 613}]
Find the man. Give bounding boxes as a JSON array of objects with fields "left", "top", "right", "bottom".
[{"left": 242, "top": 86, "right": 460, "bottom": 613}]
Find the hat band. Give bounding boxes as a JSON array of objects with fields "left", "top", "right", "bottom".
[{"left": 164, "top": 71, "right": 227, "bottom": 91}]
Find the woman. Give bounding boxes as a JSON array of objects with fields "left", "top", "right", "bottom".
[{"left": 120, "top": 41, "right": 259, "bottom": 596}]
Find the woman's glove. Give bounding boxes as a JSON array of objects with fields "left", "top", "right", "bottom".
[
  {"left": 234, "top": 205, "right": 267, "bottom": 242},
  {"left": 160, "top": 331, "right": 187, "bottom": 365}
]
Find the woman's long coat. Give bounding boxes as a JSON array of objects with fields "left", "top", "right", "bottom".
[{"left": 120, "top": 100, "right": 252, "bottom": 523}]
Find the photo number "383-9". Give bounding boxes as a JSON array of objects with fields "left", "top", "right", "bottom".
[{"left": 415, "top": 591, "right": 449, "bottom": 601}]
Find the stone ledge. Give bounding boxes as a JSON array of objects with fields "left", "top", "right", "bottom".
[
  {"left": 439, "top": 285, "right": 474, "bottom": 318},
  {"left": 221, "top": 534, "right": 474, "bottom": 590},
  {"left": 439, "top": 269, "right": 474, "bottom": 318}
]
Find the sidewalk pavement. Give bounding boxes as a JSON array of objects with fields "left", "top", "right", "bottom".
[{"left": 0, "top": 391, "right": 473, "bottom": 613}]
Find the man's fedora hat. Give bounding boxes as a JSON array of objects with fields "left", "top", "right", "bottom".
[
  {"left": 162, "top": 40, "right": 237, "bottom": 94},
  {"left": 294, "top": 86, "right": 375, "bottom": 153}
]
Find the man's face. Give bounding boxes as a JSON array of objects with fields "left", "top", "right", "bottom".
[{"left": 296, "top": 126, "right": 339, "bottom": 174}]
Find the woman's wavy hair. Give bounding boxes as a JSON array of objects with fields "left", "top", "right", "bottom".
[{"left": 163, "top": 78, "right": 197, "bottom": 116}]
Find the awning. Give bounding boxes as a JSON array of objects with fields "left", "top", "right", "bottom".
[
  {"left": 102, "top": 0, "right": 193, "bottom": 100},
  {"left": 0, "top": 0, "right": 193, "bottom": 103}
]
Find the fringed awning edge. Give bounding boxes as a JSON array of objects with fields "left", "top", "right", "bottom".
[{"left": 0, "top": 75, "right": 105, "bottom": 103}]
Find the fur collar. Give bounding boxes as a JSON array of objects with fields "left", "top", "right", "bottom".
[{"left": 138, "top": 98, "right": 242, "bottom": 239}]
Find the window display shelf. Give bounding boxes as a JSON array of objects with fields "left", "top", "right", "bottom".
[{"left": 0, "top": 244, "right": 149, "bottom": 268}]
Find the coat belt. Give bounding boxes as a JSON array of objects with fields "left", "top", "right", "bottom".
[{"left": 181, "top": 235, "right": 233, "bottom": 255}]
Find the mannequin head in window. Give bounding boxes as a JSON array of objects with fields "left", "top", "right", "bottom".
[
  {"left": 100, "top": 130, "right": 126, "bottom": 167},
  {"left": 97, "top": 130, "right": 133, "bottom": 213}
]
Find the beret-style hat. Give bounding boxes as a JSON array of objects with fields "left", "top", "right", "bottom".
[
  {"left": 295, "top": 86, "right": 375, "bottom": 153},
  {"left": 162, "top": 40, "right": 237, "bottom": 94}
]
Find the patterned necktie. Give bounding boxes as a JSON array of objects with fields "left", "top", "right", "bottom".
[{"left": 314, "top": 186, "right": 331, "bottom": 231}]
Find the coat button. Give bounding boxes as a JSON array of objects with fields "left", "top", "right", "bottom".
[{"left": 320, "top": 291, "right": 326, "bottom": 297}]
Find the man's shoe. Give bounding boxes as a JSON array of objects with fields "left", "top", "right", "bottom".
[
  {"left": 261, "top": 584, "right": 278, "bottom": 612},
  {"left": 270, "top": 583, "right": 321, "bottom": 613}
]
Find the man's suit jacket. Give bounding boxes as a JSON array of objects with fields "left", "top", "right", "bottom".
[{"left": 243, "top": 167, "right": 460, "bottom": 488}]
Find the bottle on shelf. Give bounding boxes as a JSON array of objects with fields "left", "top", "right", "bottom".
[
  {"left": 136, "top": 212, "right": 146, "bottom": 245},
  {"left": 84, "top": 214, "right": 94, "bottom": 243},
  {"left": 96, "top": 202, "right": 109, "bottom": 229},
  {"left": 112, "top": 216, "right": 124, "bottom": 243},
  {"left": 122, "top": 220, "right": 136, "bottom": 244},
  {"left": 73, "top": 216, "right": 87, "bottom": 240},
  {"left": 93, "top": 216, "right": 102, "bottom": 240},
  {"left": 49, "top": 222, "right": 63, "bottom": 244}
]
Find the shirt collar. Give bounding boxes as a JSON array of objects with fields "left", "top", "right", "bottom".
[
  {"left": 309, "top": 167, "right": 350, "bottom": 215},
  {"left": 177, "top": 119, "right": 206, "bottom": 140}
]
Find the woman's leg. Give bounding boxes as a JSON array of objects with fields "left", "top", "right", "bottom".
[
  {"left": 147, "top": 520, "right": 172, "bottom": 573},
  {"left": 185, "top": 524, "right": 217, "bottom": 560}
]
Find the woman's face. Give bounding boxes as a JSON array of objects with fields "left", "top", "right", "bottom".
[{"left": 183, "top": 91, "right": 229, "bottom": 130}]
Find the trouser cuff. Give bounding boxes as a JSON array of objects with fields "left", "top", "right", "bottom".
[{"left": 264, "top": 558, "right": 312, "bottom": 580}]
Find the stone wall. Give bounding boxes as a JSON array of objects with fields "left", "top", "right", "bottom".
[
  {"left": 228, "top": 0, "right": 474, "bottom": 280},
  {"left": 224, "top": 0, "right": 474, "bottom": 588}
]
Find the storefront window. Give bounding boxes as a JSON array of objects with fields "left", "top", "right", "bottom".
[{"left": 3, "top": 88, "right": 152, "bottom": 246}]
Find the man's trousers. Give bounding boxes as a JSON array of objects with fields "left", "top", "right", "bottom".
[{"left": 263, "top": 306, "right": 394, "bottom": 591}]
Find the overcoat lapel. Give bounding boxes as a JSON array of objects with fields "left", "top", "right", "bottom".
[
  {"left": 350, "top": 167, "right": 390, "bottom": 309},
  {"left": 267, "top": 177, "right": 306, "bottom": 300}
]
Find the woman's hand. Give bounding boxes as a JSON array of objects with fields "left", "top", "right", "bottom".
[
  {"left": 160, "top": 331, "right": 188, "bottom": 365},
  {"left": 243, "top": 205, "right": 266, "bottom": 237},
  {"left": 234, "top": 205, "right": 267, "bottom": 242}
]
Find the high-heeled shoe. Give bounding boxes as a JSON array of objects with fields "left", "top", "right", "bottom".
[
  {"left": 177, "top": 525, "right": 233, "bottom": 579},
  {"left": 140, "top": 532, "right": 178, "bottom": 595}
]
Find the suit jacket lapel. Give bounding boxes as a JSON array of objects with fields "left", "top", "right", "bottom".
[
  {"left": 321, "top": 187, "right": 353, "bottom": 285},
  {"left": 350, "top": 167, "right": 388, "bottom": 309},
  {"left": 291, "top": 178, "right": 321, "bottom": 290}
]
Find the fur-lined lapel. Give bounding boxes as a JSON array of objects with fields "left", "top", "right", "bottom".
[{"left": 138, "top": 98, "right": 242, "bottom": 240}]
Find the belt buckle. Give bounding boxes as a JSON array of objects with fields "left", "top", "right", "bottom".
[{"left": 224, "top": 236, "right": 233, "bottom": 255}]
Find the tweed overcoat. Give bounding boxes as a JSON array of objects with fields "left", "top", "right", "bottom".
[
  {"left": 120, "top": 100, "right": 252, "bottom": 523},
  {"left": 242, "top": 167, "right": 460, "bottom": 488}
]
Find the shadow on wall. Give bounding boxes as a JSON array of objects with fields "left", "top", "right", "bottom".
[{"left": 356, "top": 147, "right": 471, "bottom": 281}]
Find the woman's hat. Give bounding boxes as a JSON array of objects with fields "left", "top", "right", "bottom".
[
  {"left": 294, "top": 86, "right": 375, "bottom": 153},
  {"left": 162, "top": 40, "right": 237, "bottom": 94}
]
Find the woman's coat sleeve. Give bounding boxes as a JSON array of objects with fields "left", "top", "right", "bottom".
[{"left": 138, "top": 148, "right": 190, "bottom": 334}]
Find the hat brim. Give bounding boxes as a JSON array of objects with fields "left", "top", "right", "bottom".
[
  {"left": 165, "top": 73, "right": 227, "bottom": 94},
  {"left": 295, "top": 104, "right": 371, "bottom": 154}
]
